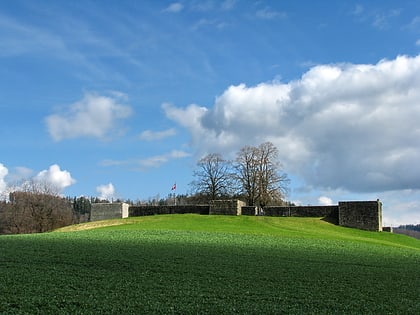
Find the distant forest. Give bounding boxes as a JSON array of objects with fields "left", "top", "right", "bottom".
[
  {"left": 393, "top": 224, "right": 420, "bottom": 240},
  {"left": 397, "top": 224, "right": 420, "bottom": 232}
]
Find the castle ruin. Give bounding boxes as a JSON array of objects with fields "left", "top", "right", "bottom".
[{"left": 90, "top": 200, "right": 383, "bottom": 232}]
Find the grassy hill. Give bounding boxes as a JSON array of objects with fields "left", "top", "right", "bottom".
[{"left": 1, "top": 215, "right": 419, "bottom": 314}]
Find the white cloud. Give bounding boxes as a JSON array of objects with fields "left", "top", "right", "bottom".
[
  {"left": 45, "top": 92, "right": 132, "bottom": 141},
  {"left": 377, "top": 189, "right": 420, "bottom": 226},
  {"left": 35, "top": 164, "right": 76, "bottom": 192},
  {"left": 164, "top": 3, "right": 183, "bottom": 13},
  {"left": 164, "top": 55, "right": 420, "bottom": 193},
  {"left": 372, "top": 9, "right": 401, "bottom": 30},
  {"left": 192, "top": 18, "right": 219, "bottom": 31},
  {"left": 256, "top": 7, "right": 287, "bottom": 20},
  {"left": 0, "top": 14, "right": 66, "bottom": 57},
  {"left": 138, "top": 128, "right": 176, "bottom": 141},
  {"left": 351, "top": 6, "right": 401, "bottom": 30},
  {"left": 0, "top": 163, "right": 8, "bottom": 195},
  {"left": 318, "top": 196, "right": 334, "bottom": 206},
  {"left": 0, "top": 163, "right": 75, "bottom": 197},
  {"left": 138, "top": 150, "right": 191, "bottom": 169},
  {"left": 12, "top": 167, "right": 33, "bottom": 180},
  {"left": 408, "top": 16, "right": 420, "bottom": 31},
  {"left": 2, "top": 166, "right": 34, "bottom": 185},
  {"left": 101, "top": 149, "right": 191, "bottom": 170},
  {"left": 96, "top": 183, "right": 116, "bottom": 201}
]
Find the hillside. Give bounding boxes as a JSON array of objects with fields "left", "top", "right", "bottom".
[
  {"left": 58, "top": 214, "right": 420, "bottom": 249},
  {"left": 1, "top": 215, "right": 419, "bottom": 314}
]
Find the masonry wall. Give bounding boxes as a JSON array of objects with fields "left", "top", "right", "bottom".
[
  {"left": 338, "top": 201, "right": 382, "bottom": 231},
  {"left": 91, "top": 203, "right": 129, "bottom": 222},
  {"left": 263, "top": 205, "right": 339, "bottom": 223},
  {"left": 241, "top": 206, "right": 257, "bottom": 216},
  {"left": 209, "top": 200, "right": 245, "bottom": 215},
  {"left": 129, "top": 205, "right": 209, "bottom": 216},
  {"left": 90, "top": 200, "right": 383, "bottom": 232}
]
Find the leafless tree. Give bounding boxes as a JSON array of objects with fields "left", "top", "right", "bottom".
[
  {"left": 234, "top": 145, "right": 260, "bottom": 206},
  {"left": 235, "top": 142, "right": 289, "bottom": 207},
  {"left": 1, "top": 179, "right": 73, "bottom": 234},
  {"left": 190, "top": 153, "right": 234, "bottom": 201}
]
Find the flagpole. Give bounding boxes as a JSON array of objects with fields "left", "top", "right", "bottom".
[{"left": 171, "top": 182, "right": 177, "bottom": 206}]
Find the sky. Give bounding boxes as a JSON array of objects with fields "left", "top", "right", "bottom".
[{"left": 1, "top": 0, "right": 420, "bottom": 226}]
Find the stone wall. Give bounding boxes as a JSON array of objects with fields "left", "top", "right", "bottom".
[
  {"left": 90, "top": 200, "right": 383, "bottom": 232},
  {"left": 241, "top": 206, "right": 257, "bottom": 216},
  {"left": 262, "top": 202, "right": 381, "bottom": 231},
  {"left": 338, "top": 201, "right": 382, "bottom": 231},
  {"left": 129, "top": 205, "right": 209, "bottom": 216},
  {"left": 91, "top": 203, "right": 129, "bottom": 221},
  {"left": 209, "top": 200, "right": 245, "bottom": 215},
  {"left": 264, "top": 205, "right": 339, "bottom": 221}
]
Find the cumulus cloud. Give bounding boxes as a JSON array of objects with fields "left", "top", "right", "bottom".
[
  {"left": 164, "top": 55, "right": 420, "bottom": 193},
  {"left": 138, "top": 128, "right": 176, "bottom": 141},
  {"left": 0, "top": 163, "right": 75, "bottom": 196},
  {"left": 96, "top": 183, "right": 116, "bottom": 201},
  {"left": 318, "top": 196, "right": 334, "bottom": 206},
  {"left": 378, "top": 189, "right": 420, "bottom": 225},
  {"left": 46, "top": 92, "right": 132, "bottom": 141},
  {"left": 0, "top": 163, "right": 8, "bottom": 195},
  {"left": 35, "top": 164, "right": 76, "bottom": 192}
]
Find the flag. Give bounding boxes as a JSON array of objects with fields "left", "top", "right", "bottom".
[{"left": 171, "top": 183, "right": 176, "bottom": 191}]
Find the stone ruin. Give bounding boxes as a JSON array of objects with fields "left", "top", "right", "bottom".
[
  {"left": 209, "top": 200, "right": 245, "bottom": 215},
  {"left": 90, "top": 202, "right": 129, "bottom": 222},
  {"left": 90, "top": 199, "right": 383, "bottom": 232}
]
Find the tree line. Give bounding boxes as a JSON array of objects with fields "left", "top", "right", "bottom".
[
  {"left": 0, "top": 180, "right": 92, "bottom": 234},
  {"left": 397, "top": 224, "right": 420, "bottom": 232},
  {"left": 393, "top": 225, "right": 420, "bottom": 240},
  {"left": 0, "top": 142, "right": 289, "bottom": 234}
]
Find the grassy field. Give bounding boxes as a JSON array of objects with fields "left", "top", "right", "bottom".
[{"left": 0, "top": 214, "right": 419, "bottom": 314}]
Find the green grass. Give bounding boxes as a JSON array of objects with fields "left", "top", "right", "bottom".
[{"left": 1, "top": 214, "right": 419, "bottom": 314}]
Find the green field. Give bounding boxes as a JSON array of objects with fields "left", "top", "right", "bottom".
[{"left": 1, "top": 214, "right": 419, "bottom": 314}]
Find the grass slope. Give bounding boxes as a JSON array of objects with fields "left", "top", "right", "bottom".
[{"left": 1, "top": 215, "right": 419, "bottom": 314}]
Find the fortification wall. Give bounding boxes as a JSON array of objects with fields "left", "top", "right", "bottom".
[
  {"left": 129, "top": 205, "right": 209, "bottom": 216},
  {"left": 264, "top": 205, "right": 338, "bottom": 221},
  {"left": 90, "top": 200, "right": 383, "bottom": 232},
  {"left": 241, "top": 206, "right": 257, "bottom": 216},
  {"left": 209, "top": 200, "right": 245, "bottom": 215},
  {"left": 338, "top": 201, "right": 382, "bottom": 231},
  {"left": 91, "top": 203, "right": 129, "bottom": 221}
]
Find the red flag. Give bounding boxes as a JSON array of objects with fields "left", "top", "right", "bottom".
[{"left": 171, "top": 183, "right": 176, "bottom": 190}]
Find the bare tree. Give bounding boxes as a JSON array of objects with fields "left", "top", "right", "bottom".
[
  {"left": 234, "top": 146, "right": 260, "bottom": 206},
  {"left": 190, "top": 153, "right": 234, "bottom": 201},
  {"left": 2, "top": 179, "right": 73, "bottom": 234},
  {"left": 235, "top": 142, "right": 289, "bottom": 207},
  {"left": 257, "top": 142, "right": 289, "bottom": 207},
  {"left": 21, "top": 179, "right": 61, "bottom": 196}
]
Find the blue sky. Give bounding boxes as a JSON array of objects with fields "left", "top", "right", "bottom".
[{"left": 1, "top": 0, "right": 420, "bottom": 225}]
